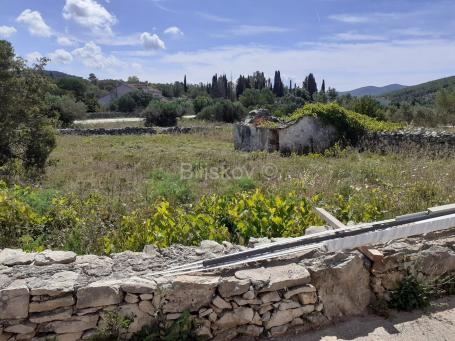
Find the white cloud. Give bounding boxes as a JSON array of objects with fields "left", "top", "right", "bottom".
[
  {"left": 72, "top": 41, "right": 119, "bottom": 68},
  {"left": 164, "top": 26, "right": 184, "bottom": 38},
  {"left": 140, "top": 32, "right": 165, "bottom": 50},
  {"left": 226, "top": 25, "right": 292, "bottom": 36},
  {"left": 26, "top": 51, "right": 43, "bottom": 63},
  {"left": 328, "top": 14, "right": 369, "bottom": 24},
  {"left": 16, "top": 9, "right": 52, "bottom": 37},
  {"left": 0, "top": 25, "right": 17, "bottom": 37},
  {"left": 334, "top": 31, "right": 386, "bottom": 41},
  {"left": 63, "top": 0, "right": 117, "bottom": 35},
  {"left": 195, "top": 11, "right": 232, "bottom": 23},
  {"left": 49, "top": 49, "right": 74, "bottom": 64},
  {"left": 57, "top": 36, "right": 77, "bottom": 46},
  {"left": 153, "top": 39, "right": 455, "bottom": 90}
]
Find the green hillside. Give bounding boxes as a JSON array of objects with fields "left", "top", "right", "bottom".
[{"left": 383, "top": 76, "right": 455, "bottom": 106}]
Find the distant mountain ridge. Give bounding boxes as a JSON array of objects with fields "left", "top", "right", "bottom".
[
  {"left": 342, "top": 84, "right": 407, "bottom": 97},
  {"left": 382, "top": 76, "right": 455, "bottom": 106},
  {"left": 43, "top": 70, "right": 81, "bottom": 80}
]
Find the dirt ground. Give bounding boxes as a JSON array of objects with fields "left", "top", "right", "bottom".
[{"left": 280, "top": 296, "right": 455, "bottom": 341}]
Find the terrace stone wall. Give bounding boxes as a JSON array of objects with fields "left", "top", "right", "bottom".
[
  {"left": 58, "top": 126, "right": 211, "bottom": 136},
  {"left": 1, "top": 229, "right": 454, "bottom": 340},
  {"left": 360, "top": 129, "right": 455, "bottom": 154}
]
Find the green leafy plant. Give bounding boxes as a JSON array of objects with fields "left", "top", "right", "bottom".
[
  {"left": 131, "top": 311, "right": 198, "bottom": 341},
  {"left": 287, "top": 103, "right": 403, "bottom": 143},
  {"left": 90, "top": 311, "right": 133, "bottom": 341},
  {"left": 389, "top": 275, "right": 431, "bottom": 311}
]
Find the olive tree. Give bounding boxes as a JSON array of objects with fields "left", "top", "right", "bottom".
[{"left": 0, "top": 40, "right": 56, "bottom": 177}]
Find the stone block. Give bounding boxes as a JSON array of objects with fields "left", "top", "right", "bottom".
[
  {"left": 124, "top": 293, "right": 139, "bottom": 304},
  {"left": 30, "top": 295, "right": 75, "bottom": 313},
  {"left": 237, "top": 325, "right": 263, "bottom": 337},
  {"left": 120, "top": 277, "right": 157, "bottom": 294},
  {"left": 261, "top": 264, "right": 311, "bottom": 292},
  {"left": 41, "top": 315, "right": 99, "bottom": 334},
  {"left": 215, "top": 307, "right": 254, "bottom": 329},
  {"left": 29, "top": 271, "right": 79, "bottom": 297},
  {"left": 298, "top": 292, "right": 317, "bottom": 305},
  {"left": 218, "top": 277, "right": 250, "bottom": 298},
  {"left": 163, "top": 275, "right": 219, "bottom": 313},
  {"left": 34, "top": 250, "right": 76, "bottom": 266},
  {"left": 212, "top": 296, "right": 232, "bottom": 310},
  {"left": 260, "top": 291, "right": 281, "bottom": 304},
  {"left": 0, "top": 249, "right": 35, "bottom": 266},
  {"left": 283, "top": 284, "right": 316, "bottom": 299},
  {"left": 0, "top": 280, "right": 29, "bottom": 319},
  {"left": 4, "top": 323, "right": 36, "bottom": 334},
  {"left": 77, "top": 280, "right": 123, "bottom": 309},
  {"left": 118, "top": 304, "right": 155, "bottom": 334},
  {"left": 30, "top": 308, "right": 73, "bottom": 324}
]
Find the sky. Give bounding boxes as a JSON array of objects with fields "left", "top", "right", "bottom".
[{"left": 0, "top": 0, "right": 454, "bottom": 91}]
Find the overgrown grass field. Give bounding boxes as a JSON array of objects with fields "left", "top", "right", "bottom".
[
  {"left": 46, "top": 124, "right": 454, "bottom": 213},
  {"left": 2, "top": 121, "right": 454, "bottom": 254}
]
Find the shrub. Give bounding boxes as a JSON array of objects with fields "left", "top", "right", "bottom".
[
  {"left": 173, "top": 99, "right": 195, "bottom": 117},
  {"left": 352, "top": 96, "right": 385, "bottom": 120},
  {"left": 197, "top": 100, "right": 246, "bottom": 122},
  {"left": 143, "top": 101, "right": 178, "bottom": 127},
  {"left": 47, "top": 94, "right": 87, "bottom": 127},
  {"left": 389, "top": 275, "right": 431, "bottom": 311},
  {"left": 131, "top": 311, "right": 197, "bottom": 341},
  {"left": 239, "top": 88, "right": 275, "bottom": 108},
  {"left": 193, "top": 96, "right": 213, "bottom": 113},
  {"left": 146, "top": 170, "right": 194, "bottom": 204},
  {"left": 117, "top": 93, "right": 137, "bottom": 113}
]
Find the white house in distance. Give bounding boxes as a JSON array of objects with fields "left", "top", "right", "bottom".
[{"left": 98, "top": 82, "right": 163, "bottom": 108}]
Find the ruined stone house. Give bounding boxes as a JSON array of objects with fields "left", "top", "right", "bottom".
[{"left": 234, "top": 112, "right": 339, "bottom": 154}]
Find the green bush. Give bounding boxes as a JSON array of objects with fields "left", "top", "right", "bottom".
[
  {"left": 146, "top": 170, "right": 194, "bottom": 204},
  {"left": 197, "top": 100, "right": 246, "bottom": 122},
  {"left": 117, "top": 93, "right": 137, "bottom": 113},
  {"left": 193, "top": 96, "right": 213, "bottom": 114},
  {"left": 389, "top": 275, "right": 431, "bottom": 311},
  {"left": 47, "top": 94, "right": 87, "bottom": 127},
  {"left": 144, "top": 101, "right": 178, "bottom": 127},
  {"left": 0, "top": 182, "right": 418, "bottom": 255},
  {"left": 239, "top": 88, "right": 275, "bottom": 108}
]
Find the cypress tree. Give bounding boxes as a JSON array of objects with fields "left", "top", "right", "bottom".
[
  {"left": 321, "top": 79, "right": 326, "bottom": 93},
  {"left": 183, "top": 75, "right": 188, "bottom": 93},
  {"left": 307, "top": 73, "right": 318, "bottom": 99},
  {"left": 273, "top": 71, "right": 284, "bottom": 97}
]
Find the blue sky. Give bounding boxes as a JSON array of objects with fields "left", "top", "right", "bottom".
[{"left": 0, "top": 0, "right": 454, "bottom": 90}]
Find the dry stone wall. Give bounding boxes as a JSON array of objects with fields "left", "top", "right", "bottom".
[
  {"left": 58, "top": 126, "right": 211, "bottom": 136},
  {"left": 359, "top": 129, "right": 455, "bottom": 154},
  {"left": 1, "top": 229, "right": 454, "bottom": 341}
]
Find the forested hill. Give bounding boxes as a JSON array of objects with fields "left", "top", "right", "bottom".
[
  {"left": 382, "top": 76, "right": 455, "bottom": 105},
  {"left": 43, "top": 70, "right": 81, "bottom": 80},
  {"left": 343, "top": 84, "right": 406, "bottom": 97}
]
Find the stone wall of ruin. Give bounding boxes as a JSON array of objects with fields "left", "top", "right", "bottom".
[{"left": 1, "top": 229, "right": 454, "bottom": 341}]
